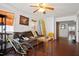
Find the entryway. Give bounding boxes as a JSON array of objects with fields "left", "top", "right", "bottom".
[{"left": 56, "top": 21, "right": 76, "bottom": 42}]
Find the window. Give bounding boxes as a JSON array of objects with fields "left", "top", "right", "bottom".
[{"left": 0, "top": 25, "right": 14, "bottom": 33}]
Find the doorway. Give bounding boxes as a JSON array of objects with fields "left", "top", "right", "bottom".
[{"left": 56, "top": 21, "right": 76, "bottom": 42}]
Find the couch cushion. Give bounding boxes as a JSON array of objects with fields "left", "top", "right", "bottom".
[
  {"left": 14, "top": 31, "right": 34, "bottom": 39},
  {"left": 22, "top": 31, "right": 34, "bottom": 38}
]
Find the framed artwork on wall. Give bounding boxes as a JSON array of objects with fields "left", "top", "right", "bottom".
[{"left": 19, "top": 15, "right": 29, "bottom": 25}]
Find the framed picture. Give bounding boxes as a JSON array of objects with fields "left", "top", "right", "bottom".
[{"left": 20, "top": 15, "right": 29, "bottom": 25}]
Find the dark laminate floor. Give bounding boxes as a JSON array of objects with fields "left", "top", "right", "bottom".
[
  {"left": 28, "top": 39, "right": 79, "bottom": 56},
  {"left": 5, "top": 38, "right": 79, "bottom": 56}
]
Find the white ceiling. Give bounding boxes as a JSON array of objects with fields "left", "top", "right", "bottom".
[
  {"left": 1, "top": 3, "right": 79, "bottom": 18},
  {"left": 52, "top": 3, "right": 79, "bottom": 17}
]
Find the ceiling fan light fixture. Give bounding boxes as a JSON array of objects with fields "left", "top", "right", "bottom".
[
  {"left": 41, "top": 3, "right": 47, "bottom": 7},
  {"left": 39, "top": 8, "right": 45, "bottom": 12},
  {"left": 31, "top": 3, "right": 54, "bottom": 14}
]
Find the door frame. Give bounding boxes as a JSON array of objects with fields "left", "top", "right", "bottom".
[{"left": 56, "top": 22, "right": 60, "bottom": 40}]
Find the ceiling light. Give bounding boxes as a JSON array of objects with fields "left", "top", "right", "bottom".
[{"left": 39, "top": 8, "right": 45, "bottom": 12}]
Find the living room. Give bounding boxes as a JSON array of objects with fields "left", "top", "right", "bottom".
[
  {"left": 0, "top": 3, "right": 79, "bottom": 56},
  {"left": 0, "top": 3, "right": 55, "bottom": 56}
]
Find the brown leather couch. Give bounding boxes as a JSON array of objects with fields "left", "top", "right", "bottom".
[{"left": 14, "top": 31, "right": 43, "bottom": 47}]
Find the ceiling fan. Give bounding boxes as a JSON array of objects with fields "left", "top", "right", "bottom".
[{"left": 30, "top": 3, "right": 54, "bottom": 14}]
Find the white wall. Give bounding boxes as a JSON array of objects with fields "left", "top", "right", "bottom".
[
  {"left": 56, "top": 15, "right": 77, "bottom": 22},
  {"left": 0, "top": 4, "right": 39, "bottom": 32},
  {"left": 76, "top": 14, "right": 79, "bottom": 42},
  {"left": 78, "top": 18, "right": 79, "bottom": 42},
  {"left": 13, "top": 12, "right": 32, "bottom": 32},
  {"left": 45, "top": 16, "right": 55, "bottom": 36},
  {"left": 37, "top": 15, "right": 55, "bottom": 36},
  {"left": 78, "top": 19, "right": 79, "bottom": 42},
  {"left": 0, "top": 4, "right": 55, "bottom": 33}
]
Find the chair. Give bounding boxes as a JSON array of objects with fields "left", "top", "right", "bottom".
[{"left": 35, "top": 31, "right": 44, "bottom": 37}]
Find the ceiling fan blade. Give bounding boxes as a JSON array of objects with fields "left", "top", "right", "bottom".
[
  {"left": 30, "top": 5, "right": 38, "bottom": 7},
  {"left": 33, "top": 9, "right": 39, "bottom": 13},
  {"left": 45, "top": 7, "right": 54, "bottom": 10}
]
